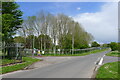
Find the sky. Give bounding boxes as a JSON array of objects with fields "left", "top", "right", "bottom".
[
  {"left": 17, "top": 2, "right": 105, "bottom": 18},
  {"left": 17, "top": 2, "right": 118, "bottom": 44},
  {"left": 16, "top": 0, "right": 119, "bottom": 2}
]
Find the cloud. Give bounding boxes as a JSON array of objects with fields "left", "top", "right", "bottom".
[
  {"left": 77, "top": 7, "right": 81, "bottom": 10},
  {"left": 73, "top": 3, "right": 118, "bottom": 43},
  {"left": 16, "top": 0, "right": 118, "bottom": 2}
]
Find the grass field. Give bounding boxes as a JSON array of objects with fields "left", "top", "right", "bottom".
[
  {"left": 96, "top": 61, "right": 120, "bottom": 79},
  {"left": 42, "top": 48, "right": 109, "bottom": 56},
  {"left": 0, "top": 57, "right": 41, "bottom": 74},
  {"left": 106, "top": 51, "right": 120, "bottom": 57}
]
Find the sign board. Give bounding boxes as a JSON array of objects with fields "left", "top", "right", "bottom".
[
  {"left": 42, "top": 51, "right": 44, "bottom": 54},
  {"left": 58, "top": 49, "right": 60, "bottom": 52}
]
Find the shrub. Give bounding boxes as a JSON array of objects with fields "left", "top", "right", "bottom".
[
  {"left": 109, "top": 42, "right": 118, "bottom": 51},
  {"left": 91, "top": 41, "right": 100, "bottom": 47}
]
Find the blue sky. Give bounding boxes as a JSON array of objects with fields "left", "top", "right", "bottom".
[
  {"left": 17, "top": 2, "right": 105, "bottom": 19},
  {"left": 16, "top": 2, "right": 118, "bottom": 43}
]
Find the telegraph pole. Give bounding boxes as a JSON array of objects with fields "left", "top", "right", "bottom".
[
  {"left": 72, "top": 22, "right": 75, "bottom": 54},
  {"left": 118, "top": 2, "right": 120, "bottom": 52},
  {"left": 118, "top": 26, "right": 120, "bottom": 52}
]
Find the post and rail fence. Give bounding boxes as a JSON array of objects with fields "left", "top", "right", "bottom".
[{"left": 0, "top": 42, "right": 109, "bottom": 59}]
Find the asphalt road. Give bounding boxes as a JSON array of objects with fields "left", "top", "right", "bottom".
[
  {"left": 103, "top": 56, "right": 119, "bottom": 64},
  {"left": 2, "top": 50, "right": 111, "bottom": 78}
]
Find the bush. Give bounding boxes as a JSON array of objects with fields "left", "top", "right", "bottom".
[
  {"left": 109, "top": 42, "right": 118, "bottom": 51},
  {"left": 91, "top": 41, "right": 100, "bottom": 47},
  {"left": 118, "top": 43, "right": 120, "bottom": 52},
  {"left": 106, "top": 51, "right": 120, "bottom": 57}
]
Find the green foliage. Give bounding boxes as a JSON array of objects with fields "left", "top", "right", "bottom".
[
  {"left": 59, "top": 34, "right": 72, "bottom": 49},
  {"left": 59, "top": 22, "right": 92, "bottom": 49},
  {"left": 2, "top": 2, "right": 23, "bottom": 42},
  {"left": 106, "top": 51, "right": 120, "bottom": 57},
  {"left": 59, "top": 34, "right": 90, "bottom": 49},
  {"left": 0, "top": 15, "right": 2, "bottom": 29},
  {"left": 14, "top": 36, "right": 25, "bottom": 43},
  {"left": 13, "top": 34, "right": 52, "bottom": 49},
  {"left": 91, "top": 41, "right": 100, "bottom": 47},
  {"left": 35, "top": 34, "right": 52, "bottom": 49},
  {"left": 109, "top": 42, "right": 118, "bottom": 51},
  {"left": 18, "top": 12, "right": 93, "bottom": 51},
  {"left": 118, "top": 43, "right": 120, "bottom": 52},
  {"left": 102, "top": 43, "right": 109, "bottom": 47},
  {"left": 25, "top": 35, "right": 35, "bottom": 49},
  {"left": 0, "top": 0, "right": 15, "bottom": 1}
]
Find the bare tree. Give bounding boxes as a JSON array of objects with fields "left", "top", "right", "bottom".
[{"left": 17, "top": 10, "right": 94, "bottom": 55}]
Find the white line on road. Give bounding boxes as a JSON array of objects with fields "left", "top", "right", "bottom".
[
  {"left": 94, "top": 55, "right": 105, "bottom": 71},
  {"left": 98, "top": 55, "right": 105, "bottom": 65}
]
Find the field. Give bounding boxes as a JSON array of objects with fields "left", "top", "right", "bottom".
[{"left": 96, "top": 61, "right": 120, "bottom": 79}]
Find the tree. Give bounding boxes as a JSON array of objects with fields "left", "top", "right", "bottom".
[
  {"left": 102, "top": 43, "right": 109, "bottom": 47},
  {"left": 16, "top": 10, "right": 93, "bottom": 54},
  {"left": 59, "top": 21, "right": 93, "bottom": 49},
  {"left": 118, "top": 43, "right": 120, "bottom": 52},
  {"left": 59, "top": 34, "right": 72, "bottom": 49},
  {"left": 2, "top": 2, "right": 23, "bottom": 59},
  {"left": 2, "top": 2, "right": 23, "bottom": 42},
  {"left": 37, "top": 34, "right": 52, "bottom": 49},
  {"left": 25, "top": 35, "right": 35, "bottom": 49},
  {"left": 14, "top": 36, "right": 25, "bottom": 43},
  {"left": 109, "top": 42, "right": 118, "bottom": 51},
  {"left": 91, "top": 41, "right": 100, "bottom": 47}
]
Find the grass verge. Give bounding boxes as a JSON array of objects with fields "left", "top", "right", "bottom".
[
  {"left": 0, "top": 57, "right": 41, "bottom": 74},
  {"left": 42, "top": 48, "right": 109, "bottom": 56},
  {"left": 106, "top": 51, "right": 120, "bottom": 57},
  {"left": 0, "top": 59, "right": 22, "bottom": 66},
  {"left": 96, "top": 61, "right": 120, "bottom": 79}
]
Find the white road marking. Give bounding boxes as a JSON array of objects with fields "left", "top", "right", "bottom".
[{"left": 98, "top": 55, "right": 105, "bottom": 65}]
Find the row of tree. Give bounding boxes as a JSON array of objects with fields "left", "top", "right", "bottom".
[
  {"left": 16, "top": 11, "right": 93, "bottom": 52},
  {"left": 100, "top": 42, "right": 119, "bottom": 51}
]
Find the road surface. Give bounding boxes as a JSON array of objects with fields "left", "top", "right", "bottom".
[
  {"left": 2, "top": 50, "right": 111, "bottom": 78},
  {"left": 103, "top": 56, "right": 119, "bottom": 64}
]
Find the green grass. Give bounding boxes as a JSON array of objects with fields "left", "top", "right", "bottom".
[
  {"left": 96, "top": 61, "right": 120, "bottom": 79},
  {"left": 106, "top": 51, "right": 120, "bottom": 57},
  {"left": 0, "top": 59, "right": 22, "bottom": 66},
  {"left": 0, "top": 51, "right": 3, "bottom": 56},
  {"left": 0, "top": 57, "right": 41, "bottom": 74},
  {"left": 42, "top": 48, "right": 109, "bottom": 56}
]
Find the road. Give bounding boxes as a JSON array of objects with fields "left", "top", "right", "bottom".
[
  {"left": 2, "top": 50, "right": 111, "bottom": 78},
  {"left": 103, "top": 56, "right": 119, "bottom": 64}
]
